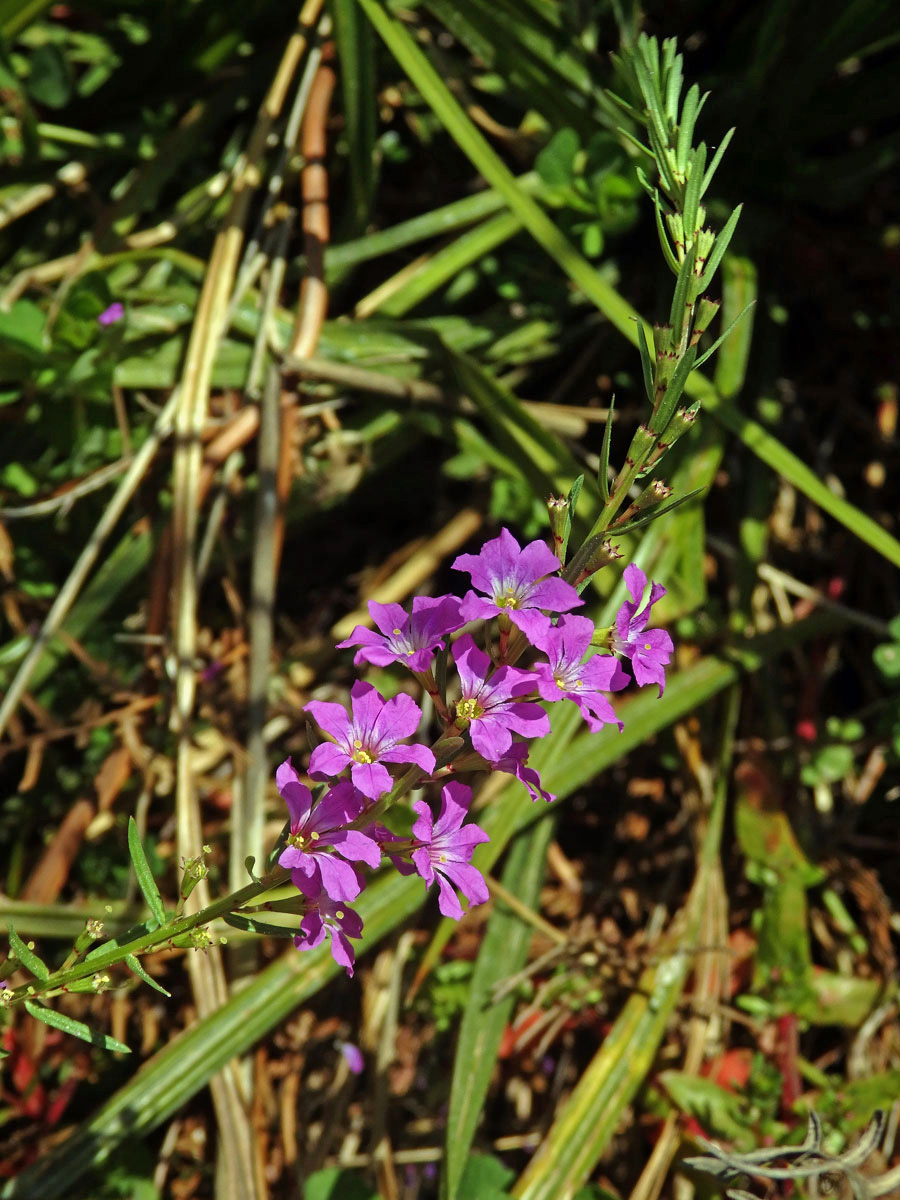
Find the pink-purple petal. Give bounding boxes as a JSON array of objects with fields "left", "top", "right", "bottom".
[
  {"left": 316, "top": 854, "right": 363, "bottom": 901},
  {"left": 411, "top": 845, "right": 436, "bottom": 886},
  {"left": 330, "top": 828, "right": 382, "bottom": 868},
  {"left": 304, "top": 699, "right": 353, "bottom": 744},
  {"left": 379, "top": 742, "right": 436, "bottom": 774},
  {"left": 350, "top": 760, "right": 393, "bottom": 800},
  {"left": 308, "top": 742, "right": 351, "bottom": 780},
  {"left": 372, "top": 691, "right": 423, "bottom": 744},
  {"left": 434, "top": 873, "right": 464, "bottom": 920}
]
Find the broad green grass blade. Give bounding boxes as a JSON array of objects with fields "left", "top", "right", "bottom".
[
  {"left": 357, "top": 0, "right": 900, "bottom": 570},
  {"left": 442, "top": 814, "right": 556, "bottom": 1200},
  {"left": 369, "top": 210, "right": 523, "bottom": 317},
  {"left": 127, "top": 817, "right": 166, "bottom": 927},
  {"left": 332, "top": 0, "right": 377, "bottom": 238},
  {"left": 713, "top": 255, "right": 757, "bottom": 398},
  {"left": 444, "top": 348, "right": 592, "bottom": 504},
  {"left": 325, "top": 173, "right": 541, "bottom": 276}
]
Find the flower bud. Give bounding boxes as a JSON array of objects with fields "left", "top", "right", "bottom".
[
  {"left": 171, "top": 927, "right": 214, "bottom": 951},
  {"left": 690, "top": 297, "right": 720, "bottom": 346},
  {"left": 574, "top": 538, "right": 622, "bottom": 586},
  {"left": 180, "top": 853, "right": 209, "bottom": 901},
  {"left": 547, "top": 495, "right": 569, "bottom": 563}
]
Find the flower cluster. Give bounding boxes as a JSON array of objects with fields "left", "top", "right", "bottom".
[{"left": 274, "top": 529, "right": 671, "bottom": 975}]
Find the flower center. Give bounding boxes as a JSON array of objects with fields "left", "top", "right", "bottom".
[
  {"left": 351, "top": 737, "right": 375, "bottom": 764},
  {"left": 495, "top": 588, "right": 520, "bottom": 610},
  {"left": 456, "top": 697, "right": 484, "bottom": 722},
  {"left": 287, "top": 832, "right": 308, "bottom": 848}
]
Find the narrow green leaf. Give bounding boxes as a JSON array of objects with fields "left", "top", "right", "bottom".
[
  {"left": 124, "top": 954, "right": 171, "bottom": 998},
  {"left": 126, "top": 817, "right": 166, "bottom": 927},
  {"left": 675, "top": 83, "right": 703, "bottom": 170},
  {"left": 698, "top": 202, "right": 743, "bottom": 291},
  {"left": 562, "top": 474, "right": 584, "bottom": 559},
  {"left": 662, "top": 49, "right": 683, "bottom": 124},
  {"left": 681, "top": 141, "right": 707, "bottom": 238},
  {"left": 631, "top": 49, "right": 669, "bottom": 152},
  {"left": 597, "top": 397, "right": 615, "bottom": 505},
  {"left": 636, "top": 319, "right": 655, "bottom": 406},
  {"left": 668, "top": 242, "right": 696, "bottom": 339},
  {"left": 610, "top": 486, "right": 706, "bottom": 536},
  {"left": 223, "top": 912, "right": 298, "bottom": 938},
  {"left": 442, "top": 815, "right": 556, "bottom": 1199},
  {"left": 23, "top": 999, "right": 130, "bottom": 1054},
  {"left": 693, "top": 299, "right": 756, "bottom": 371},
  {"left": 702, "top": 126, "right": 736, "bottom": 196},
  {"left": 652, "top": 191, "right": 680, "bottom": 274},
  {"left": 8, "top": 925, "right": 50, "bottom": 980}
]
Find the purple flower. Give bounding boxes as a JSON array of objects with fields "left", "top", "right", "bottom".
[
  {"left": 293, "top": 893, "right": 364, "bottom": 977},
  {"left": 614, "top": 564, "right": 674, "bottom": 696},
  {"left": 276, "top": 761, "right": 381, "bottom": 901},
  {"left": 339, "top": 1041, "right": 365, "bottom": 1075},
  {"left": 409, "top": 781, "right": 490, "bottom": 919},
  {"left": 98, "top": 301, "right": 124, "bottom": 326},
  {"left": 336, "top": 595, "right": 464, "bottom": 673},
  {"left": 491, "top": 741, "right": 556, "bottom": 803},
  {"left": 305, "top": 681, "right": 435, "bottom": 799},
  {"left": 453, "top": 527, "right": 582, "bottom": 641},
  {"left": 452, "top": 634, "right": 549, "bottom": 761},
  {"left": 532, "top": 614, "right": 629, "bottom": 731}
]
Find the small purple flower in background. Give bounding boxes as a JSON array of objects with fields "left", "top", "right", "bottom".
[
  {"left": 293, "top": 892, "right": 364, "bottom": 976},
  {"left": 614, "top": 564, "right": 673, "bottom": 696},
  {"left": 453, "top": 527, "right": 582, "bottom": 641},
  {"left": 409, "top": 781, "right": 490, "bottom": 919},
  {"left": 97, "top": 301, "right": 124, "bottom": 326},
  {"left": 276, "top": 762, "right": 381, "bottom": 901},
  {"left": 336, "top": 595, "right": 463, "bottom": 672},
  {"left": 452, "top": 634, "right": 549, "bottom": 762},
  {"left": 338, "top": 1041, "right": 365, "bottom": 1075},
  {"left": 532, "top": 614, "right": 629, "bottom": 731},
  {"left": 491, "top": 741, "right": 556, "bottom": 803},
  {"left": 305, "top": 680, "right": 435, "bottom": 799}
]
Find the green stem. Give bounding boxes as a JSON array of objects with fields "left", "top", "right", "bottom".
[{"left": 4, "top": 868, "right": 290, "bottom": 1007}]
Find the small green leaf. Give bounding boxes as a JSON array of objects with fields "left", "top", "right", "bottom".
[
  {"left": 24, "top": 999, "right": 130, "bottom": 1053},
  {"left": 9, "top": 925, "right": 50, "bottom": 980},
  {"left": 535, "top": 128, "right": 579, "bottom": 188},
  {"left": 873, "top": 641, "right": 900, "bottom": 680},
  {"left": 28, "top": 42, "right": 73, "bottom": 108},
  {"left": 127, "top": 817, "right": 166, "bottom": 927},
  {"left": 305, "top": 1167, "right": 380, "bottom": 1200},
  {"left": 124, "top": 954, "right": 171, "bottom": 998},
  {"left": 457, "top": 1154, "right": 515, "bottom": 1200}
]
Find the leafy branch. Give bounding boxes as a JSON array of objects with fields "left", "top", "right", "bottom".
[{"left": 567, "top": 34, "right": 748, "bottom": 584}]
